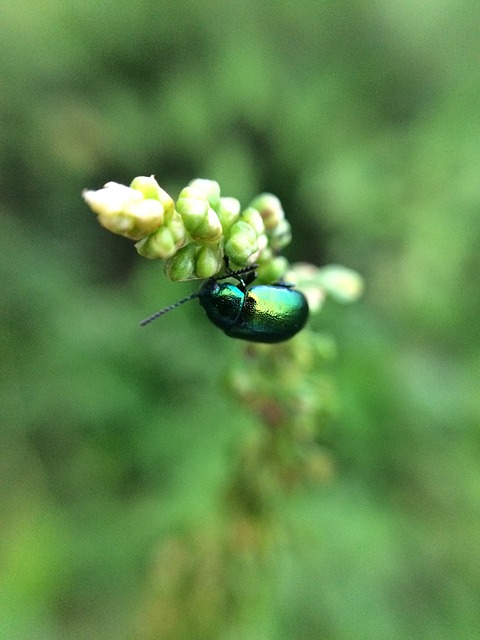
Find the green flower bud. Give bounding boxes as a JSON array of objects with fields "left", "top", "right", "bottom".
[
  {"left": 195, "top": 244, "right": 223, "bottom": 278},
  {"left": 123, "top": 198, "right": 165, "bottom": 232},
  {"left": 188, "top": 178, "right": 221, "bottom": 209},
  {"left": 268, "top": 219, "right": 291, "bottom": 251},
  {"left": 191, "top": 207, "right": 223, "bottom": 242},
  {"left": 163, "top": 244, "right": 198, "bottom": 281},
  {"left": 176, "top": 196, "right": 222, "bottom": 242},
  {"left": 256, "top": 256, "right": 289, "bottom": 283},
  {"left": 256, "top": 233, "right": 268, "bottom": 254},
  {"left": 246, "top": 233, "right": 268, "bottom": 266},
  {"left": 224, "top": 220, "right": 258, "bottom": 265},
  {"left": 240, "top": 207, "right": 265, "bottom": 236},
  {"left": 249, "top": 193, "right": 285, "bottom": 231},
  {"left": 83, "top": 182, "right": 165, "bottom": 240},
  {"left": 83, "top": 182, "right": 141, "bottom": 215},
  {"left": 166, "top": 211, "right": 188, "bottom": 247},
  {"left": 285, "top": 263, "right": 326, "bottom": 313},
  {"left": 178, "top": 186, "right": 207, "bottom": 201},
  {"left": 130, "top": 175, "right": 175, "bottom": 221},
  {"left": 135, "top": 226, "right": 176, "bottom": 259},
  {"left": 317, "top": 265, "right": 364, "bottom": 303},
  {"left": 217, "top": 197, "right": 241, "bottom": 232},
  {"left": 176, "top": 196, "right": 209, "bottom": 222},
  {"left": 257, "top": 245, "right": 273, "bottom": 263}
]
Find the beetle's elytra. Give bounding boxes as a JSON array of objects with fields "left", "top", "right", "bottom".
[{"left": 140, "top": 265, "right": 309, "bottom": 343}]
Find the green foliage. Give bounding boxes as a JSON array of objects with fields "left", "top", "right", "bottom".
[{"left": 2, "top": 1, "right": 480, "bottom": 638}]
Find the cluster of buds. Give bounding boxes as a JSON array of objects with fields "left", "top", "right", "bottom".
[
  {"left": 83, "top": 176, "right": 292, "bottom": 282},
  {"left": 284, "top": 262, "right": 364, "bottom": 313}
]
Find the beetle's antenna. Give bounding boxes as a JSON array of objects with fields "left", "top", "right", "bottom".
[
  {"left": 217, "top": 263, "right": 259, "bottom": 280},
  {"left": 218, "top": 256, "right": 258, "bottom": 280},
  {"left": 217, "top": 262, "right": 259, "bottom": 290},
  {"left": 139, "top": 292, "right": 199, "bottom": 326}
]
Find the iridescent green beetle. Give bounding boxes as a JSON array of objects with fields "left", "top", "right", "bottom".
[{"left": 140, "top": 265, "right": 309, "bottom": 343}]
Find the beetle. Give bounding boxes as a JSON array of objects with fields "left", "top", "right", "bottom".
[{"left": 140, "top": 264, "right": 309, "bottom": 343}]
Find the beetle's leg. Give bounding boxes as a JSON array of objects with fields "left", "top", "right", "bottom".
[
  {"left": 228, "top": 267, "right": 258, "bottom": 292},
  {"left": 240, "top": 268, "right": 257, "bottom": 285},
  {"left": 219, "top": 256, "right": 258, "bottom": 287}
]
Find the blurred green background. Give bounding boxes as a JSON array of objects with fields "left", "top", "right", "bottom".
[{"left": 1, "top": 1, "right": 480, "bottom": 638}]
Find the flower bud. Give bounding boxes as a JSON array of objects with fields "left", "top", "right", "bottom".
[
  {"left": 178, "top": 186, "right": 207, "bottom": 201},
  {"left": 163, "top": 244, "right": 198, "bottom": 281},
  {"left": 249, "top": 193, "right": 285, "bottom": 230},
  {"left": 83, "top": 182, "right": 165, "bottom": 240},
  {"left": 240, "top": 207, "right": 265, "bottom": 236},
  {"left": 256, "top": 233, "right": 268, "bottom": 254},
  {"left": 195, "top": 245, "right": 223, "bottom": 278},
  {"left": 268, "top": 219, "right": 291, "bottom": 251},
  {"left": 217, "top": 197, "right": 241, "bottom": 232},
  {"left": 224, "top": 221, "right": 258, "bottom": 265},
  {"left": 317, "top": 265, "right": 364, "bottom": 303},
  {"left": 130, "top": 175, "right": 175, "bottom": 221},
  {"left": 247, "top": 235, "right": 268, "bottom": 265},
  {"left": 124, "top": 198, "right": 165, "bottom": 231},
  {"left": 176, "top": 196, "right": 209, "bottom": 221},
  {"left": 190, "top": 208, "right": 223, "bottom": 242},
  {"left": 285, "top": 263, "right": 326, "bottom": 313},
  {"left": 166, "top": 211, "right": 188, "bottom": 247},
  {"left": 177, "top": 197, "right": 222, "bottom": 241},
  {"left": 256, "top": 256, "right": 289, "bottom": 283},
  {"left": 135, "top": 226, "right": 176, "bottom": 259},
  {"left": 188, "top": 178, "right": 221, "bottom": 209},
  {"left": 258, "top": 246, "right": 273, "bottom": 263},
  {"left": 83, "top": 182, "right": 142, "bottom": 215}
]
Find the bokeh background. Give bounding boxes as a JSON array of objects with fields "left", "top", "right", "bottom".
[{"left": 2, "top": 1, "right": 480, "bottom": 638}]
